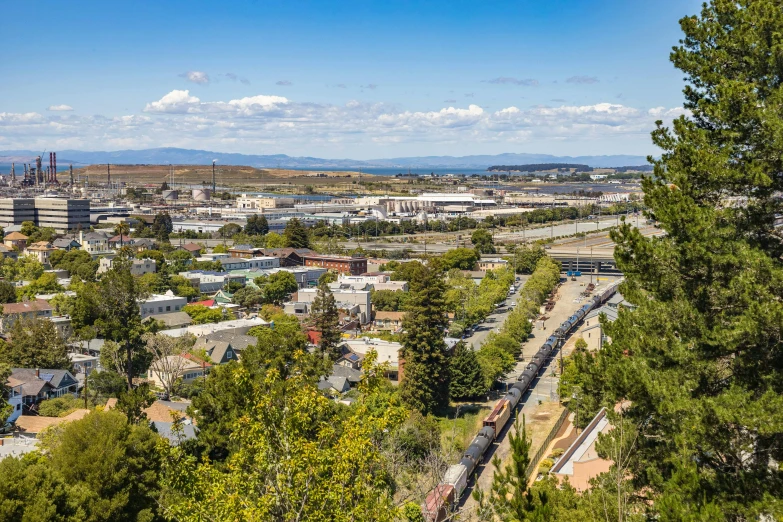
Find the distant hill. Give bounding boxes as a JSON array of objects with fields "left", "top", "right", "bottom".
[
  {"left": 487, "top": 163, "right": 593, "bottom": 173},
  {"left": 0, "top": 147, "right": 650, "bottom": 170}
]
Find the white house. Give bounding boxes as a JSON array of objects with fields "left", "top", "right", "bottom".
[
  {"left": 139, "top": 291, "right": 188, "bottom": 319},
  {"left": 98, "top": 257, "right": 157, "bottom": 276}
]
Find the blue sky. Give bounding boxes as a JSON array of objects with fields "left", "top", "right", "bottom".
[{"left": 0, "top": 0, "right": 702, "bottom": 159}]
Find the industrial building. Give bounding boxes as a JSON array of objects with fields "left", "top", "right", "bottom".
[{"left": 0, "top": 198, "right": 90, "bottom": 233}]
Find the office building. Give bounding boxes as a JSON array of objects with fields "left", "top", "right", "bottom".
[{"left": 0, "top": 198, "right": 90, "bottom": 233}]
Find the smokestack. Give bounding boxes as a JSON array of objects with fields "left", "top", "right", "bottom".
[
  {"left": 36, "top": 156, "right": 42, "bottom": 185},
  {"left": 49, "top": 152, "right": 53, "bottom": 182},
  {"left": 107, "top": 163, "right": 111, "bottom": 188},
  {"left": 53, "top": 152, "right": 57, "bottom": 182},
  {"left": 10, "top": 163, "right": 14, "bottom": 186},
  {"left": 212, "top": 160, "right": 216, "bottom": 193},
  {"left": 69, "top": 164, "right": 74, "bottom": 186}
]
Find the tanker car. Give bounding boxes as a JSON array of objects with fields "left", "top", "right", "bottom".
[{"left": 422, "top": 280, "right": 622, "bottom": 521}]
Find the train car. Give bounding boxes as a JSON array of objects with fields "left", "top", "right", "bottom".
[
  {"left": 423, "top": 484, "right": 454, "bottom": 522},
  {"left": 443, "top": 463, "right": 469, "bottom": 498},
  {"left": 483, "top": 399, "right": 512, "bottom": 433},
  {"left": 479, "top": 426, "right": 495, "bottom": 440},
  {"left": 504, "top": 386, "right": 522, "bottom": 407}
]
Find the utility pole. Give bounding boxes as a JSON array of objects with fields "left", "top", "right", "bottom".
[{"left": 590, "top": 247, "right": 593, "bottom": 285}]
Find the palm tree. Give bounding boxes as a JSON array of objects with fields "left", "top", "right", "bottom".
[{"left": 114, "top": 222, "right": 130, "bottom": 250}]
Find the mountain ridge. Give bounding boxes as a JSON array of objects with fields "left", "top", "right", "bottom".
[{"left": 0, "top": 147, "right": 650, "bottom": 169}]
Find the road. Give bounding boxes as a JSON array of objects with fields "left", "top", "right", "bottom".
[{"left": 462, "top": 276, "right": 529, "bottom": 350}]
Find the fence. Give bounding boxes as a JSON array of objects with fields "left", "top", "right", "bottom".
[{"left": 524, "top": 406, "right": 570, "bottom": 480}]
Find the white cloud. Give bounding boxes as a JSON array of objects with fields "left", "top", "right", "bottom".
[
  {"left": 47, "top": 104, "right": 74, "bottom": 111},
  {"left": 179, "top": 71, "right": 210, "bottom": 84},
  {"left": 0, "top": 91, "right": 687, "bottom": 156},
  {"left": 566, "top": 75, "right": 599, "bottom": 84},
  {"left": 144, "top": 90, "right": 201, "bottom": 113}
]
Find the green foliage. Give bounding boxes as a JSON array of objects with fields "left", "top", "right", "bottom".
[
  {"left": 2, "top": 254, "right": 45, "bottom": 281},
  {"left": 162, "top": 353, "right": 404, "bottom": 521},
  {"left": 475, "top": 258, "right": 559, "bottom": 388},
  {"left": 309, "top": 280, "right": 341, "bottom": 360},
  {"left": 86, "top": 370, "right": 128, "bottom": 399},
  {"left": 17, "top": 271, "right": 63, "bottom": 300},
  {"left": 282, "top": 218, "right": 310, "bottom": 249},
  {"left": 217, "top": 223, "right": 242, "bottom": 238},
  {"left": 93, "top": 259, "right": 150, "bottom": 387},
  {"left": 557, "top": 3, "right": 783, "bottom": 519},
  {"left": 256, "top": 270, "right": 298, "bottom": 305},
  {"left": 182, "top": 304, "right": 234, "bottom": 324},
  {"left": 52, "top": 248, "right": 99, "bottom": 281},
  {"left": 0, "top": 318, "right": 71, "bottom": 370},
  {"left": 318, "top": 270, "right": 338, "bottom": 285},
  {"left": 232, "top": 286, "right": 265, "bottom": 308},
  {"left": 264, "top": 231, "right": 285, "bottom": 248},
  {"left": 0, "top": 280, "right": 16, "bottom": 304},
  {"left": 371, "top": 288, "right": 409, "bottom": 312},
  {"left": 38, "top": 395, "right": 82, "bottom": 417},
  {"left": 440, "top": 247, "right": 480, "bottom": 270},
  {"left": 0, "top": 410, "right": 163, "bottom": 522},
  {"left": 512, "top": 244, "right": 547, "bottom": 274},
  {"left": 471, "top": 228, "right": 496, "bottom": 254},
  {"left": 115, "top": 383, "right": 155, "bottom": 425},
  {"left": 449, "top": 341, "right": 486, "bottom": 400},
  {"left": 388, "top": 411, "right": 442, "bottom": 463},
  {"left": 244, "top": 214, "right": 269, "bottom": 236},
  {"left": 399, "top": 262, "right": 450, "bottom": 415}
]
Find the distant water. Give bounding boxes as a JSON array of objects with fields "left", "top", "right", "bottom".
[{"left": 285, "top": 167, "right": 493, "bottom": 176}]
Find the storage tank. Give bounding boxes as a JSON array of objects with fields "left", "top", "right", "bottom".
[
  {"left": 192, "top": 188, "right": 212, "bottom": 201},
  {"left": 162, "top": 190, "right": 179, "bottom": 200}
]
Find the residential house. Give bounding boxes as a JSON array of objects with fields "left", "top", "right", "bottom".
[
  {"left": 52, "top": 238, "right": 81, "bottom": 251},
  {"left": 4, "top": 231, "right": 28, "bottom": 251},
  {"left": 262, "top": 247, "right": 313, "bottom": 267},
  {"left": 196, "top": 331, "right": 257, "bottom": 353},
  {"left": 132, "top": 238, "right": 157, "bottom": 251},
  {"left": 550, "top": 407, "right": 613, "bottom": 492},
  {"left": 79, "top": 231, "right": 111, "bottom": 255},
  {"left": 68, "top": 353, "right": 99, "bottom": 377},
  {"left": 143, "top": 311, "right": 192, "bottom": 329},
  {"left": 191, "top": 338, "right": 240, "bottom": 365},
  {"left": 295, "top": 287, "right": 371, "bottom": 324},
  {"left": 0, "top": 244, "right": 18, "bottom": 260},
  {"left": 148, "top": 355, "right": 210, "bottom": 389},
  {"left": 228, "top": 244, "right": 265, "bottom": 258},
  {"left": 338, "top": 337, "right": 403, "bottom": 381},
  {"left": 179, "top": 270, "right": 246, "bottom": 293},
  {"left": 139, "top": 291, "right": 188, "bottom": 319},
  {"left": 158, "top": 317, "right": 272, "bottom": 338},
  {"left": 477, "top": 258, "right": 509, "bottom": 271},
  {"left": 24, "top": 241, "right": 56, "bottom": 265},
  {"left": 4, "top": 376, "right": 24, "bottom": 424},
  {"left": 373, "top": 311, "right": 406, "bottom": 331},
  {"left": 1, "top": 299, "right": 53, "bottom": 332},
  {"left": 9, "top": 368, "right": 80, "bottom": 407},
  {"left": 318, "top": 375, "right": 351, "bottom": 396},
  {"left": 98, "top": 257, "right": 156, "bottom": 276},
  {"left": 178, "top": 243, "right": 203, "bottom": 256},
  {"left": 107, "top": 234, "right": 134, "bottom": 250}
]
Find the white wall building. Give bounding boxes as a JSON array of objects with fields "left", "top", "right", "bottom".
[
  {"left": 296, "top": 287, "right": 371, "bottom": 324},
  {"left": 140, "top": 291, "right": 188, "bottom": 318}
]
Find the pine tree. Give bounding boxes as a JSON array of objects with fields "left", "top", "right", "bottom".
[
  {"left": 399, "top": 262, "right": 450, "bottom": 414},
  {"left": 581, "top": 2, "right": 783, "bottom": 518},
  {"left": 449, "top": 341, "right": 486, "bottom": 400},
  {"left": 283, "top": 218, "right": 310, "bottom": 249},
  {"left": 310, "top": 280, "right": 341, "bottom": 360}
]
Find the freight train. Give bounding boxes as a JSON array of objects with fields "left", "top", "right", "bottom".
[{"left": 422, "top": 280, "right": 622, "bottom": 521}]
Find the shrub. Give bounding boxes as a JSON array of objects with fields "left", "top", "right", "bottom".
[{"left": 38, "top": 395, "right": 82, "bottom": 417}]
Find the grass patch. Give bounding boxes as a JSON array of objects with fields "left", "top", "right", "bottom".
[{"left": 436, "top": 403, "right": 492, "bottom": 458}]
